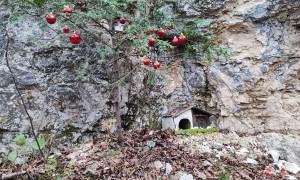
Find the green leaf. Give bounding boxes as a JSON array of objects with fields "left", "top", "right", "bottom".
[
  {"left": 143, "top": 146, "right": 150, "bottom": 151},
  {"left": 32, "top": 137, "right": 46, "bottom": 150},
  {"left": 147, "top": 140, "right": 156, "bottom": 148},
  {"left": 14, "top": 135, "right": 26, "bottom": 146},
  {"left": 8, "top": 151, "right": 17, "bottom": 162},
  {"left": 185, "top": 132, "right": 191, "bottom": 136},
  {"left": 67, "top": 161, "right": 75, "bottom": 169}
]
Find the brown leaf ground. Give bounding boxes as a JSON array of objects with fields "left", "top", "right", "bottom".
[{"left": 0, "top": 129, "right": 292, "bottom": 179}]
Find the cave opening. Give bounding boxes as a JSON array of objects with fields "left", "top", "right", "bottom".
[{"left": 178, "top": 119, "right": 191, "bottom": 129}]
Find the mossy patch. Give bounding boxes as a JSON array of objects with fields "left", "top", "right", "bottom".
[
  {"left": 57, "top": 125, "right": 80, "bottom": 138},
  {"left": 176, "top": 128, "right": 219, "bottom": 136}
]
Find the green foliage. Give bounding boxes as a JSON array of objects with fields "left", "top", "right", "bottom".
[
  {"left": 43, "top": 157, "right": 75, "bottom": 178},
  {"left": 45, "top": 157, "right": 58, "bottom": 173},
  {"left": 32, "top": 137, "right": 46, "bottom": 150},
  {"left": 64, "top": 161, "right": 75, "bottom": 177},
  {"left": 176, "top": 128, "right": 219, "bottom": 136},
  {"left": 8, "top": 151, "right": 17, "bottom": 162},
  {"left": 17, "top": 0, "right": 230, "bottom": 62},
  {"left": 7, "top": 134, "right": 47, "bottom": 164},
  {"left": 75, "top": 61, "right": 89, "bottom": 81},
  {"left": 149, "top": 119, "right": 160, "bottom": 130},
  {"left": 220, "top": 173, "right": 229, "bottom": 180},
  {"left": 26, "top": 0, "right": 47, "bottom": 7},
  {"left": 98, "top": 46, "right": 114, "bottom": 63},
  {"left": 145, "top": 70, "right": 168, "bottom": 87},
  {"left": 14, "top": 135, "right": 26, "bottom": 146}
]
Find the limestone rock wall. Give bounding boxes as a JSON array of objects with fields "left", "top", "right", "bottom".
[{"left": 175, "top": 0, "right": 300, "bottom": 132}]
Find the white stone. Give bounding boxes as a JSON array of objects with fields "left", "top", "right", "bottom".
[
  {"left": 114, "top": 23, "right": 124, "bottom": 32},
  {"left": 236, "top": 147, "right": 250, "bottom": 159},
  {"left": 268, "top": 149, "right": 280, "bottom": 162},
  {"left": 284, "top": 161, "right": 300, "bottom": 174},
  {"left": 171, "top": 171, "right": 193, "bottom": 180},
  {"left": 245, "top": 158, "right": 258, "bottom": 165},
  {"left": 238, "top": 147, "right": 249, "bottom": 154},
  {"left": 199, "top": 145, "right": 213, "bottom": 154},
  {"left": 165, "top": 163, "right": 173, "bottom": 175},
  {"left": 202, "top": 142, "right": 209, "bottom": 146},
  {"left": 153, "top": 160, "right": 164, "bottom": 169},
  {"left": 15, "top": 157, "right": 26, "bottom": 165},
  {"left": 179, "top": 174, "right": 193, "bottom": 180}
]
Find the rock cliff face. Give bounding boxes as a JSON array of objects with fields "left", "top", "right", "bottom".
[
  {"left": 1, "top": 0, "right": 300, "bottom": 152},
  {"left": 173, "top": 0, "right": 300, "bottom": 133}
]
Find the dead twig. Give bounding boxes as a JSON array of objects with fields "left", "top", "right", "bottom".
[{"left": 1, "top": 171, "right": 27, "bottom": 180}]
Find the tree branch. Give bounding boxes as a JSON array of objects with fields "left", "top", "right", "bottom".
[
  {"left": 61, "top": 16, "right": 114, "bottom": 49},
  {"left": 91, "top": 18, "right": 113, "bottom": 36}
]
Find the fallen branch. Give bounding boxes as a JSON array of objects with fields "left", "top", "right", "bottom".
[{"left": 1, "top": 171, "right": 27, "bottom": 180}]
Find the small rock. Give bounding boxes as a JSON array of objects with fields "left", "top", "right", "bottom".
[
  {"left": 165, "top": 163, "right": 172, "bottom": 175},
  {"left": 286, "top": 175, "right": 297, "bottom": 180},
  {"left": 230, "top": 140, "right": 239, "bottom": 145},
  {"left": 48, "top": 151, "right": 62, "bottom": 159},
  {"left": 283, "top": 161, "right": 300, "bottom": 174},
  {"left": 172, "top": 172, "right": 193, "bottom": 180},
  {"left": 238, "top": 147, "right": 249, "bottom": 154},
  {"left": 202, "top": 142, "right": 209, "bottom": 146},
  {"left": 153, "top": 160, "right": 164, "bottom": 169},
  {"left": 235, "top": 59, "right": 243, "bottom": 64},
  {"left": 15, "top": 157, "right": 26, "bottom": 165},
  {"left": 236, "top": 147, "right": 249, "bottom": 159},
  {"left": 223, "top": 141, "right": 231, "bottom": 146},
  {"left": 203, "top": 160, "right": 212, "bottom": 167},
  {"left": 245, "top": 158, "right": 258, "bottom": 165},
  {"left": 268, "top": 149, "right": 280, "bottom": 163},
  {"left": 179, "top": 173, "right": 193, "bottom": 180},
  {"left": 226, "top": 146, "right": 235, "bottom": 154},
  {"left": 199, "top": 145, "right": 213, "bottom": 154},
  {"left": 195, "top": 171, "right": 207, "bottom": 179},
  {"left": 213, "top": 143, "right": 222, "bottom": 150}
]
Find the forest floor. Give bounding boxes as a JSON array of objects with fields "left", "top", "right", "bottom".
[{"left": 1, "top": 129, "right": 300, "bottom": 180}]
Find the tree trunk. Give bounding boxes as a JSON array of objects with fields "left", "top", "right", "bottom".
[{"left": 112, "top": 54, "right": 123, "bottom": 145}]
